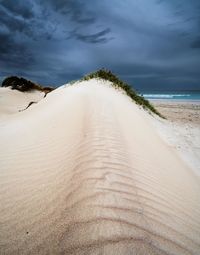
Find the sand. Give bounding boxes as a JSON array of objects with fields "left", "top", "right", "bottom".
[
  {"left": 0, "top": 80, "right": 200, "bottom": 255},
  {"left": 151, "top": 100, "right": 200, "bottom": 125},
  {"left": 151, "top": 100, "right": 200, "bottom": 176},
  {"left": 0, "top": 87, "right": 45, "bottom": 116}
]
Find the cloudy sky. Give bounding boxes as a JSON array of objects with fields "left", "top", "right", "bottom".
[{"left": 0, "top": 0, "right": 200, "bottom": 91}]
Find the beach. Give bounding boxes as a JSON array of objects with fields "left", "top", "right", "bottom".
[
  {"left": 151, "top": 100, "right": 200, "bottom": 124},
  {"left": 151, "top": 100, "right": 200, "bottom": 175},
  {"left": 0, "top": 80, "right": 200, "bottom": 254}
]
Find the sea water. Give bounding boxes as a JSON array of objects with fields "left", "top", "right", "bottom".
[{"left": 141, "top": 92, "right": 200, "bottom": 100}]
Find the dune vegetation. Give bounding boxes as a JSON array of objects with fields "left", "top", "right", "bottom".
[
  {"left": 1, "top": 76, "right": 54, "bottom": 95},
  {"left": 82, "top": 69, "right": 164, "bottom": 118}
]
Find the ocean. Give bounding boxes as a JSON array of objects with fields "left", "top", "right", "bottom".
[{"left": 141, "top": 92, "right": 200, "bottom": 101}]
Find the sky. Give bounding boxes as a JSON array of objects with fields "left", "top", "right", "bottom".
[{"left": 0, "top": 0, "right": 200, "bottom": 91}]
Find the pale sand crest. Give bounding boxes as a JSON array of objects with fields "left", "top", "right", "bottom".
[{"left": 0, "top": 79, "right": 200, "bottom": 254}]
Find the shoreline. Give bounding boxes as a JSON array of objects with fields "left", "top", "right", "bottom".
[{"left": 149, "top": 99, "right": 200, "bottom": 103}]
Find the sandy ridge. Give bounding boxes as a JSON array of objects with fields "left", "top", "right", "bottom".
[{"left": 0, "top": 80, "right": 200, "bottom": 254}]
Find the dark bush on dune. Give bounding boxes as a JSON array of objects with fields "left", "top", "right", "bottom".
[
  {"left": 2, "top": 76, "right": 35, "bottom": 91},
  {"left": 82, "top": 69, "right": 164, "bottom": 118},
  {"left": 1, "top": 76, "right": 54, "bottom": 94},
  {"left": 43, "top": 86, "right": 54, "bottom": 91}
]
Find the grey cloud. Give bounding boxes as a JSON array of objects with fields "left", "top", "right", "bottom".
[
  {"left": 0, "top": 25, "right": 31, "bottom": 66},
  {"left": 0, "top": 0, "right": 199, "bottom": 90},
  {"left": 191, "top": 37, "right": 200, "bottom": 48},
  {"left": 0, "top": 2, "right": 58, "bottom": 41},
  {"left": 44, "top": 0, "right": 96, "bottom": 25},
  {"left": 71, "top": 28, "right": 113, "bottom": 44},
  {"left": 0, "top": 0, "right": 34, "bottom": 19}
]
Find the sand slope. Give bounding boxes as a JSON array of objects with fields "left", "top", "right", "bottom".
[
  {"left": 0, "top": 80, "right": 200, "bottom": 255},
  {"left": 0, "top": 87, "right": 45, "bottom": 115},
  {"left": 150, "top": 100, "right": 200, "bottom": 176}
]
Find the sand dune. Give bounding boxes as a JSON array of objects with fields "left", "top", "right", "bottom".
[
  {"left": 0, "top": 79, "right": 200, "bottom": 255},
  {"left": 0, "top": 87, "right": 45, "bottom": 116}
]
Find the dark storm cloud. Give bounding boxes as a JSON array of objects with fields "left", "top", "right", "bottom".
[
  {"left": 0, "top": 0, "right": 34, "bottom": 19},
  {"left": 191, "top": 37, "right": 200, "bottom": 48},
  {"left": 0, "top": 8, "right": 32, "bottom": 39},
  {"left": 0, "top": 32, "right": 25, "bottom": 61},
  {"left": 0, "top": 0, "right": 200, "bottom": 90},
  {"left": 70, "top": 28, "right": 112, "bottom": 44},
  {"left": 43, "top": 0, "right": 96, "bottom": 25},
  {"left": 0, "top": 1, "right": 56, "bottom": 41}
]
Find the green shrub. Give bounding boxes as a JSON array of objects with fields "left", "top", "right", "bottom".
[
  {"left": 1, "top": 76, "right": 54, "bottom": 95},
  {"left": 82, "top": 69, "right": 164, "bottom": 118}
]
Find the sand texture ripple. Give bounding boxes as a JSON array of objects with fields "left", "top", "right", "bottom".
[{"left": 0, "top": 80, "right": 200, "bottom": 255}]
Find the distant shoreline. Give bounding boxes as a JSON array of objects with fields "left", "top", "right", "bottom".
[
  {"left": 149, "top": 98, "right": 200, "bottom": 103},
  {"left": 140, "top": 92, "right": 200, "bottom": 101}
]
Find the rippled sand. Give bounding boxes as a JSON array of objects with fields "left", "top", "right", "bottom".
[{"left": 0, "top": 80, "right": 200, "bottom": 254}]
